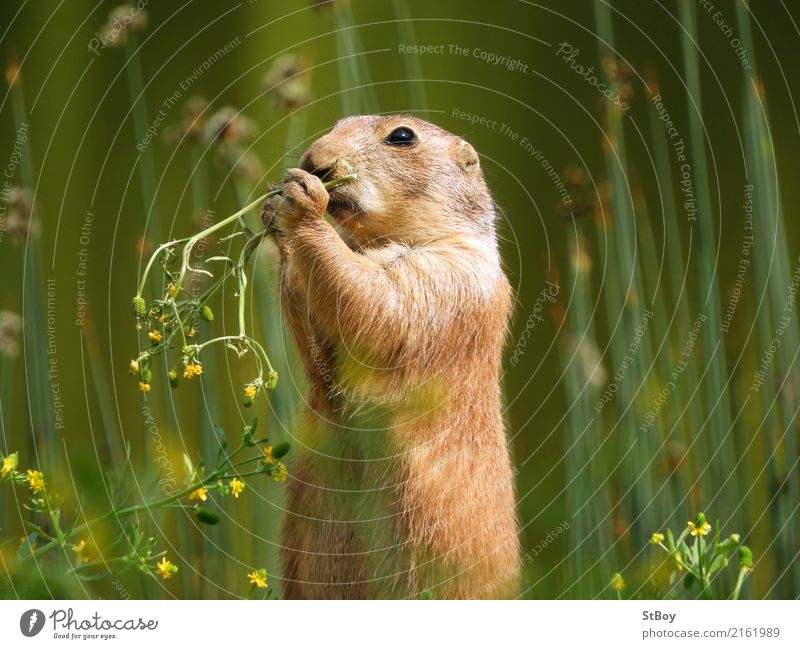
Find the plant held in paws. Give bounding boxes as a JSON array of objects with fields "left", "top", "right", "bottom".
[{"left": 129, "top": 174, "right": 356, "bottom": 403}]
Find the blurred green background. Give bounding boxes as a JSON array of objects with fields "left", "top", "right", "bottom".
[{"left": 1, "top": 0, "right": 798, "bottom": 599}]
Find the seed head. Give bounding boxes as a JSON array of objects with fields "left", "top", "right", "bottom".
[{"left": 132, "top": 296, "right": 147, "bottom": 318}]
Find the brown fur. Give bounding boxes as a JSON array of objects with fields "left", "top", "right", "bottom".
[{"left": 261, "top": 115, "right": 519, "bottom": 599}]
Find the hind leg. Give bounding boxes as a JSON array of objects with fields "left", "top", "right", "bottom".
[{"left": 280, "top": 461, "right": 368, "bottom": 599}]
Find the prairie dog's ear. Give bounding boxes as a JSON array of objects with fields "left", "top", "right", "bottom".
[{"left": 451, "top": 138, "right": 480, "bottom": 175}]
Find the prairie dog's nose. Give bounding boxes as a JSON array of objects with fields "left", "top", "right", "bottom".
[{"left": 300, "top": 146, "right": 335, "bottom": 180}]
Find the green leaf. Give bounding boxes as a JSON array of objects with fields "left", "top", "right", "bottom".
[
  {"left": 24, "top": 522, "right": 54, "bottom": 541},
  {"left": 218, "top": 231, "right": 246, "bottom": 243},
  {"left": 183, "top": 453, "right": 197, "bottom": 482},
  {"left": 76, "top": 570, "right": 111, "bottom": 582},
  {"left": 242, "top": 419, "right": 258, "bottom": 447},
  {"left": 708, "top": 553, "right": 728, "bottom": 576},
  {"left": 213, "top": 425, "right": 227, "bottom": 450}
]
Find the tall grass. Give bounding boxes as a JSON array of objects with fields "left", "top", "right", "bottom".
[
  {"left": 560, "top": 222, "right": 614, "bottom": 596},
  {"left": 644, "top": 66, "right": 706, "bottom": 523},
  {"left": 733, "top": 0, "right": 799, "bottom": 598},
  {"left": 333, "top": 1, "right": 380, "bottom": 115},
  {"left": 82, "top": 313, "right": 124, "bottom": 465},
  {"left": 8, "top": 63, "right": 57, "bottom": 471},
  {"left": 187, "top": 138, "right": 229, "bottom": 596},
  {"left": 552, "top": 0, "right": 796, "bottom": 597},
  {"left": 391, "top": 0, "right": 428, "bottom": 110},
  {"left": 677, "top": 0, "right": 741, "bottom": 526},
  {"left": 593, "top": 0, "right": 660, "bottom": 553}
]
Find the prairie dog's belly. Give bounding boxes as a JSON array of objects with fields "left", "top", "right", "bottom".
[{"left": 282, "top": 408, "right": 413, "bottom": 599}]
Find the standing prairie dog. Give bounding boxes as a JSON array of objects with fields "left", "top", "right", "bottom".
[{"left": 261, "top": 115, "right": 519, "bottom": 599}]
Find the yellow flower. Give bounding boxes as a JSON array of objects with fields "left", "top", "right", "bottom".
[
  {"left": 138, "top": 381, "right": 151, "bottom": 392},
  {"left": 244, "top": 384, "right": 257, "bottom": 399},
  {"left": 72, "top": 540, "right": 90, "bottom": 564},
  {"left": 129, "top": 359, "right": 140, "bottom": 374},
  {"left": 248, "top": 569, "right": 268, "bottom": 589},
  {"left": 672, "top": 551, "right": 685, "bottom": 571},
  {"left": 229, "top": 478, "right": 245, "bottom": 498},
  {"left": 156, "top": 557, "right": 178, "bottom": 580},
  {"left": 167, "top": 283, "right": 177, "bottom": 297},
  {"left": 609, "top": 572, "right": 625, "bottom": 591},
  {"left": 688, "top": 520, "right": 711, "bottom": 537},
  {"left": 189, "top": 487, "right": 208, "bottom": 502},
  {"left": 183, "top": 362, "right": 203, "bottom": 379},
  {"left": 262, "top": 445, "right": 274, "bottom": 464},
  {"left": 2, "top": 453, "right": 18, "bottom": 478},
  {"left": 650, "top": 532, "right": 665, "bottom": 545},
  {"left": 148, "top": 330, "right": 162, "bottom": 343},
  {"left": 26, "top": 469, "right": 44, "bottom": 494},
  {"left": 272, "top": 461, "right": 287, "bottom": 482}
]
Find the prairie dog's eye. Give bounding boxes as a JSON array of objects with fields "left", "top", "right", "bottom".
[{"left": 384, "top": 126, "right": 417, "bottom": 146}]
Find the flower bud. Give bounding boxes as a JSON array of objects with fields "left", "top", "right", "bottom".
[
  {"left": 168, "top": 370, "right": 179, "bottom": 388},
  {"left": 271, "top": 441, "right": 290, "bottom": 459},
  {"left": 200, "top": 305, "right": 214, "bottom": 322},
  {"left": 265, "top": 370, "right": 278, "bottom": 391},
  {"left": 242, "top": 423, "right": 256, "bottom": 447},
  {"left": 738, "top": 546, "right": 753, "bottom": 570},
  {"left": 195, "top": 507, "right": 220, "bottom": 525},
  {"left": 716, "top": 534, "right": 740, "bottom": 554},
  {"left": 132, "top": 296, "right": 147, "bottom": 318}
]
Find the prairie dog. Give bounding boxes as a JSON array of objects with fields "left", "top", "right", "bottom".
[{"left": 261, "top": 115, "right": 519, "bottom": 599}]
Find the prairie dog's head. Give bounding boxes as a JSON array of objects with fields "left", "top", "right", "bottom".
[{"left": 299, "top": 115, "right": 496, "bottom": 246}]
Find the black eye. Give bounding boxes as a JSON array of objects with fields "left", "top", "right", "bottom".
[{"left": 385, "top": 127, "right": 417, "bottom": 146}]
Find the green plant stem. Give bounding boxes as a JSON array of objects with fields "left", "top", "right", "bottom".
[
  {"left": 136, "top": 175, "right": 355, "bottom": 299},
  {"left": 125, "top": 33, "right": 161, "bottom": 244},
  {"left": 133, "top": 175, "right": 357, "bottom": 392},
  {"left": 731, "top": 567, "right": 749, "bottom": 600},
  {"left": 24, "top": 445, "right": 270, "bottom": 562}
]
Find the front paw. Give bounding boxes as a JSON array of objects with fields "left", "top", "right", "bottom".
[
  {"left": 260, "top": 183, "right": 283, "bottom": 231},
  {"left": 261, "top": 168, "right": 328, "bottom": 234}
]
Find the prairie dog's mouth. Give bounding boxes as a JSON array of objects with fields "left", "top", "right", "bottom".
[
  {"left": 304, "top": 156, "right": 361, "bottom": 218},
  {"left": 326, "top": 187, "right": 361, "bottom": 218}
]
